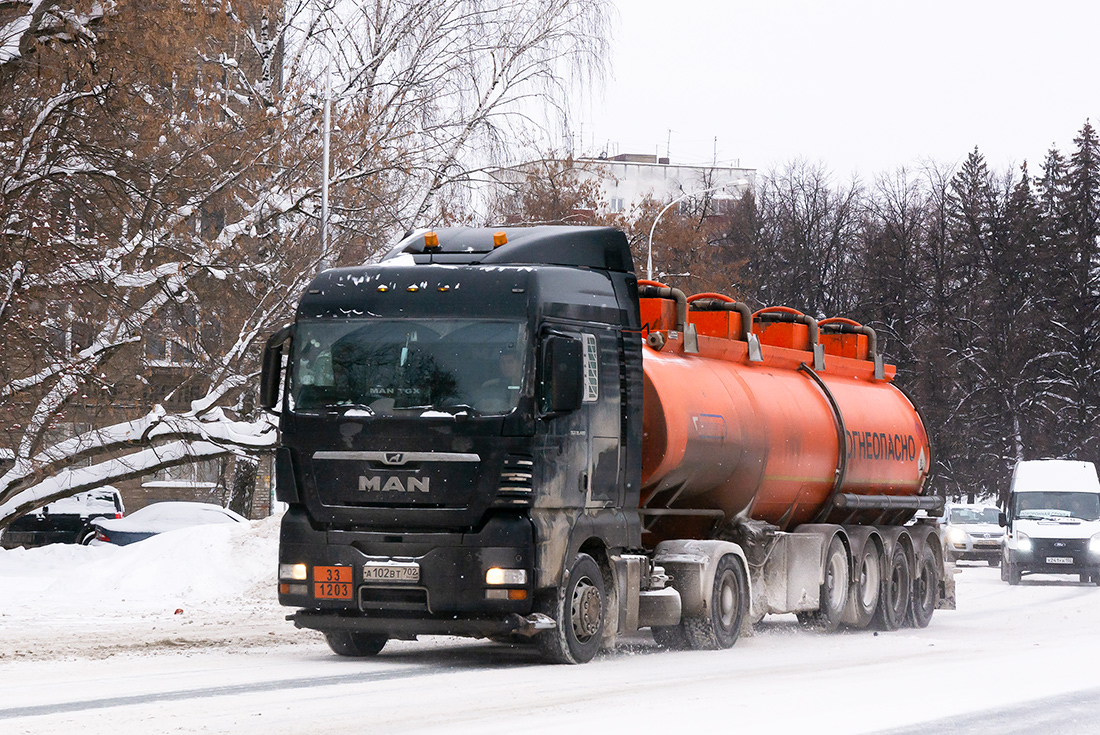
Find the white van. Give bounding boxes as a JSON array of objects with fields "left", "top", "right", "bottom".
[{"left": 1001, "top": 459, "right": 1100, "bottom": 585}]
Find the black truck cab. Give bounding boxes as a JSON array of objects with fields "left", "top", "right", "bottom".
[{"left": 262, "top": 226, "right": 644, "bottom": 660}]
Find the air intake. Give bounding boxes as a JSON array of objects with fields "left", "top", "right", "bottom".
[{"left": 493, "top": 454, "right": 534, "bottom": 508}]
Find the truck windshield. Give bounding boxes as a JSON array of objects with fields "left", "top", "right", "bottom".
[
  {"left": 1014, "top": 492, "right": 1100, "bottom": 521},
  {"left": 290, "top": 319, "right": 528, "bottom": 416}
]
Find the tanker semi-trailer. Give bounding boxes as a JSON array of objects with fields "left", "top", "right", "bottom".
[{"left": 260, "top": 225, "right": 947, "bottom": 664}]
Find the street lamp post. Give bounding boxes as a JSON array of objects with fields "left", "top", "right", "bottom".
[
  {"left": 319, "top": 60, "right": 332, "bottom": 270},
  {"left": 646, "top": 183, "right": 730, "bottom": 281}
]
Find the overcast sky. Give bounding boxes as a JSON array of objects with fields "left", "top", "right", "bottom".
[{"left": 578, "top": 0, "right": 1099, "bottom": 180}]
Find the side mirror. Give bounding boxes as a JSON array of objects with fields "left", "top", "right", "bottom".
[
  {"left": 260, "top": 324, "right": 294, "bottom": 413},
  {"left": 998, "top": 511, "right": 1008, "bottom": 528},
  {"left": 540, "top": 334, "right": 583, "bottom": 415}
]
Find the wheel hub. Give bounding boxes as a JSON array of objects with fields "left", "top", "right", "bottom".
[{"left": 571, "top": 578, "right": 602, "bottom": 641}]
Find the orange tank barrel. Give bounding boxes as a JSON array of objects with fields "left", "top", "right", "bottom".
[{"left": 640, "top": 290, "right": 931, "bottom": 541}]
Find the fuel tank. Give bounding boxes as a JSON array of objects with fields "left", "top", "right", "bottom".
[{"left": 638, "top": 285, "right": 931, "bottom": 537}]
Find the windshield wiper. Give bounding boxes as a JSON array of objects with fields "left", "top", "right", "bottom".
[{"left": 433, "top": 403, "right": 481, "bottom": 417}]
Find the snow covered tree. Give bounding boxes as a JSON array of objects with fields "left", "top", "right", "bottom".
[
  {"left": 1049, "top": 121, "right": 1100, "bottom": 459},
  {"left": 0, "top": 0, "right": 611, "bottom": 528},
  {"left": 732, "top": 160, "right": 863, "bottom": 316}
]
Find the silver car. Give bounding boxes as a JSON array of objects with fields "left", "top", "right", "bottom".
[{"left": 940, "top": 503, "right": 1004, "bottom": 565}]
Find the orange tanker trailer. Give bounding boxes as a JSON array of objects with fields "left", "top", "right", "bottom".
[
  {"left": 266, "top": 226, "right": 946, "bottom": 663},
  {"left": 636, "top": 282, "right": 944, "bottom": 636}
]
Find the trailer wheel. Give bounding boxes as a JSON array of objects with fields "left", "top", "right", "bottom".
[
  {"left": 842, "top": 542, "right": 881, "bottom": 629},
  {"left": 908, "top": 546, "right": 938, "bottom": 629},
  {"left": 324, "top": 631, "right": 387, "bottom": 657},
  {"left": 797, "top": 535, "right": 849, "bottom": 632},
  {"left": 872, "top": 545, "right": 911, "bottom": 631},
  {"left": 683, "top": 554, "right": 748, "bottom": 650},
  {"left": 537, "top": 553, "right": 605, "bottom": 664}
]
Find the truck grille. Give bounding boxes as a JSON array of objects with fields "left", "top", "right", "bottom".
[
  {"left": 1032, "top": 538, "right": 1088, "bottom": 556},
  {"left": 359, "top": 586, "right": 429, "bottom": 612},
  {"left": 493, "top": 454, "right": 534, "bottom": 508}
]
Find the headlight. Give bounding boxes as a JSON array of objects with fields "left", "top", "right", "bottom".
[
  {"left": 1016, "top": 532, "right": 1032, "bottom": 553},
  {"left": 1090, "top": 534, "right": 1100, "bottom": 554},
  {"left": 279, "top": 563, "right": 308, "bottom": 580},
  {"left": 485, "top": 567, "right": 527, "bottom": 585},
  {"left": 946, "top": 527, "right": 968, "bottom": 546}
]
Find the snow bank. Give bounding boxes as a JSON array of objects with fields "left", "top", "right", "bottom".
[
  {"left": 0, "top": 513, "right": 279, "bottom": 614},
  {"left": 0, "top": 513, "right": 301, "bottom": 661}
]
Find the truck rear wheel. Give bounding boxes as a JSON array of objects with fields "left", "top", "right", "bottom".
[
  {"left": 872, "top": 545, "right": 911, "bottom": 631},
  {"left": 1005, "top": 551, "right": 1021, "bottom": 585},
  {"left": 537, "top": 553, "right": 605, "bottom": 664},
  {"left": 324, "top": 631, "right": 387, "bottom": 657},
  {"left": 842, "top": 542, "right": 881, "bottom": 629},
  {"left": 908, "top": 546, "right": 938, "bottom": 629},
  {"left": 683, "top": 554, "right": 748, "bottom": 650},
  {"left": 797, "top": 535, "right": 849, "bottom": 632}
]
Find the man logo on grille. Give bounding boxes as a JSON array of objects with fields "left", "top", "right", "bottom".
[{"left": 383, "top": 453, "right": 405, "bottom": 465}]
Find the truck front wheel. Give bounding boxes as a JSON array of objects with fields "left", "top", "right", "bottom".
[
  {"left": 324, "top": 631, "right": 387, "bottom": 657},
  {"left": 1003, "top": 550, "right": 1021, "bottom": 585},
  {"left": 537, "top": 554, "right": 605, "bottom": 664},
  {"left": 683, "top": 554, "right": 748, "bottom": 650}
]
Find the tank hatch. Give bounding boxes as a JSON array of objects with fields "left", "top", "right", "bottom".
[{"left": 382, "top": 226, "right": 633, "bottom": 273}]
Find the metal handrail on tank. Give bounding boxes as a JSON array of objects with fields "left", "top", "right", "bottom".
[
  {"left": 637, "top": 280, "right": 687, "bottom": 332},
  {"left": 638, "top": 280, "right": 698, "bottom": 353},
  {"left": 818, "top": 317, "right": 885, "bottom": 380},
  {"left": 686, "top": 292, "right": 754, "bottom": 342},
  {"left": 753, "top": 305, "right": 820, "bottom": 345}
]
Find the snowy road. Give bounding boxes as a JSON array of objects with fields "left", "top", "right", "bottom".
[{"left": 3, "top": 522, "right": 1100, "bottom": 734}]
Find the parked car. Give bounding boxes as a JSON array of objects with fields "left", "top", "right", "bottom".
[
  {"left": 0, "top": 487, "right": 125, "bottom": 549},
  {"left": 939, "top": 502, "right": 1004, "bottom": 565},
  {"left": 87, "top": 501, "right": 247, "bottom": 546}
]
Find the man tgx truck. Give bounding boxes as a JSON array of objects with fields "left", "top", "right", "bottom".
[{"left": 261, "top": 226, "right": 945, "bottom": 664}]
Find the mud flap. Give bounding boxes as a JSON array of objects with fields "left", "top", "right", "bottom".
[
  {"left": 758, "top": 532, "right": 825, "bottom": 615},
  {"left": 938, "top": 561, "right": 957, "bottom": 610}
]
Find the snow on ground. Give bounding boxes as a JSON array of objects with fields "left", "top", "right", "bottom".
[
  {"left": 0, "top": 513, "right": 323, "bottom": 661},
  {"left": 4, "top": 518, "right": 1100, "bottom": 734}
]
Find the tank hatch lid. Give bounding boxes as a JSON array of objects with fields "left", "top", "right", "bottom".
[{"left": 381, "top": 226, "right": 634, "bottom": 273}]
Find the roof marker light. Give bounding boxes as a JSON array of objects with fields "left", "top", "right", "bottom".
[
  {"left": 424, "top": 231, "right": 440, "bottom": 249},
  {"left": 407, "top": 285, "right": 419, "bottom": 292},
  {"left": 493, "top": 231, "right": 508, "bottom": 248},
  {"left": 377, "top": 285, "right": 388, "bottom": 292}
]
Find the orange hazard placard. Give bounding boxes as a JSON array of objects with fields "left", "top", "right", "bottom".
[{"left": 314, "top": 566, "right": 353, "bottom": 599}]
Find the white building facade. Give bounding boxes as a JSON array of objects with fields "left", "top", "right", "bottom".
[{"left": 577, "top": 153, "right": 755, "bottom": 215}]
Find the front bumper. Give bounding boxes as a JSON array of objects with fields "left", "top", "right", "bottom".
[
  {"left": 277, "top": 507, "right": 536, "bottom": 635},
  {"left": 1007, "top": 544, "right": 1100, "bottom": 575},
  {"left": 946, "top": 541, "right": 1002, "bottom": 562}
]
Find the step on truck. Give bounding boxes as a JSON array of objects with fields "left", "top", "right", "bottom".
[{"left": 261, "top": 226, "right": 947, "bottom": 663}]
